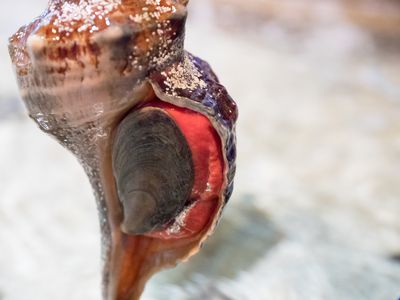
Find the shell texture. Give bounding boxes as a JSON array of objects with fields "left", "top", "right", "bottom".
[{"left": 9, "top": 0, "right": 237, "bottom": 299}]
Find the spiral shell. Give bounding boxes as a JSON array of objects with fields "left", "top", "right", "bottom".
[{"left": 9, "top": 1, "right": 237, "bottom": 299}]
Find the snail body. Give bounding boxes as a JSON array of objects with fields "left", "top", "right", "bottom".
[{"left": 9, "top": 1, "right": 237, "bottom": 299}]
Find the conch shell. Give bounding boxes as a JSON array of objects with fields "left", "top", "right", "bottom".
[{"left": 9, "top": 0, "right": 237, "bottom": 299}]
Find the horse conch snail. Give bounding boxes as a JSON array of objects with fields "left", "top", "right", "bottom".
[{"left": 9, "top": 0, "right": 237, "bottom": 299}]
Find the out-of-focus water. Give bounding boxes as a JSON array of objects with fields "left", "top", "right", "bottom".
[{"left": 1, "top": 1, "right": 400, "bottom": 300}]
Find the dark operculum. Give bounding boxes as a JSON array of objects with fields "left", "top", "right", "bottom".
[{"left": 112, "top": 107, "right": 194, "bottom": 235}]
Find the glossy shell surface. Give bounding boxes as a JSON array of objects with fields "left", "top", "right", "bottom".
[{"left": 9, "top": 1, "right": 237, "bottom": 299}]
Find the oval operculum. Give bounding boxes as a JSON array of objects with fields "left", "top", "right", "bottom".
[
  {"left": 112, "top": 99, "right": 225, "bottom": 239},
  {"left": 112, "top": 106, "right": 195, "bottom": 235}
]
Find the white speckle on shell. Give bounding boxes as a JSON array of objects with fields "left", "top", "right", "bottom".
[
  {"left": 49, "top": 0, "right": 121, "bottom": 34},
  {"left": 166, "top": 202, "right": 196, "bottom": 235},
  {"left": 128, "top": 1, "right": 177, "bottom": 24},
  {"left": 162, "top": 54, "right": 207, "bottom": 96}
]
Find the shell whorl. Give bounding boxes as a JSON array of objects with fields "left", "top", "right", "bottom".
[
  {"left": 9, "top": 1, "right": 237, "bottom": 299},
  {"left": 9, "top": 0, "right": 188, "bottom": 125}
]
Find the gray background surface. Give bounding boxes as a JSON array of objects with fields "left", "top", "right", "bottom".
[{"left": 1, "top": 1, "right": 400, "bottom": 299}]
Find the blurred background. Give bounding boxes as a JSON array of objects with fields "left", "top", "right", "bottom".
[{"left": 1, "top": 0, "right": 400, "bottom": 299}]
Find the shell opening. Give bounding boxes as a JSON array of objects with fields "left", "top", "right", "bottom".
[
  {"left": 112, "top": 105, "right": 195, "bottom": 235},
  {"left": 112, "top": 99, "right": 225, "bottom": 239}
]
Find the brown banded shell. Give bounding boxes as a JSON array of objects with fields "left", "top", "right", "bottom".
[{"left": 9, "top": 0, "right": 237, "bottom": 299}]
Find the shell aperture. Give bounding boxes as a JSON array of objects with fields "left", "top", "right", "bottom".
[{"left": 112, "top": 106, "right": 195, "bottom": 235}]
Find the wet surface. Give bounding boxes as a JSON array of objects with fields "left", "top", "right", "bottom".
[{"left": 1, "top": 0, "right": 400, "bottom": 299}]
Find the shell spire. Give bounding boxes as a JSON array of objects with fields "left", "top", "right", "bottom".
[{"left": 9, "top": 0, "right": 237, "bottom": 299}]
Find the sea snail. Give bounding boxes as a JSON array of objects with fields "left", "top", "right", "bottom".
[{"left": 9, "top": 1, "right": 237, "bottom": 299}]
